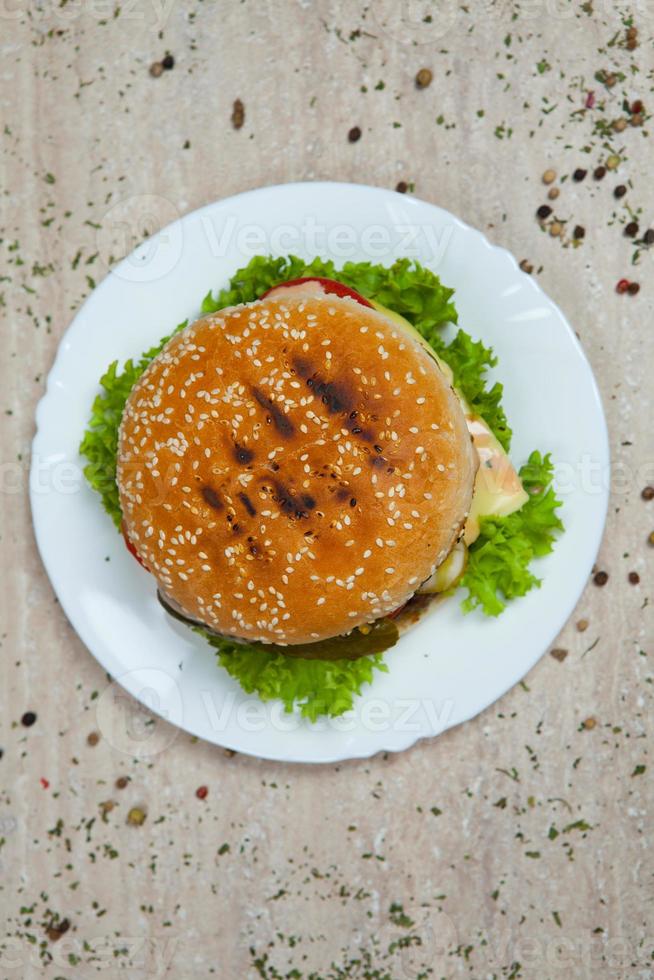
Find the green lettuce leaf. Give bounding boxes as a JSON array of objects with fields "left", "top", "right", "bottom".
[
  {"left": 79, "top": 324, "right": 186, "bottom": 528},
  {"left": 427, "top": 330, "right": 511, "bottom": 451},
  {"left": 200, "top": 631, "right": 389, "bottom": 721},
  {"left": 460, "top": 451, "right": 563, "bottom": 616},
  {"left": 202, "top": 254, "right": 458, "bottom": 333}
]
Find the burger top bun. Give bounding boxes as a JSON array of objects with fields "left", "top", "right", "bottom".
[{"left": 117, "top": 292, "right": 477, "bottom": 645}]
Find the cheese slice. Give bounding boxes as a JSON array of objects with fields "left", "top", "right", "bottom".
[
  {"left": 370, "top": 300, "right": 528, "bottom": 544},
  {"left": 463, "top": 415, "right": 528, "bottom": 544}
]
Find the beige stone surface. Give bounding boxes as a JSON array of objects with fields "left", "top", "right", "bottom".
[{"left": 1, "top": 2, "right": 653, "bottom": 978}]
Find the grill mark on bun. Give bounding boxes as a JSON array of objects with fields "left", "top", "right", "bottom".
[
  {"left": 233, "top": 441, "right": 254, "bottom": 465},
  {"left": 345, "top": 409, "right": 375, "bottom": 442},
  {"left": 226, "top": 512, "right": 243, "bottom": 535},
  {"left": 251, "top": 386, "right": 295, "bottom": 438},
  {"left": 293, "top": 357, "right": 355, "bottom": 415},
  {"left": 238, "top": 491, "right": 257, "bottom": 517},
  {"left": 201, "top": 485, "right": 223, "bottom": 510},
  {"left": 370, "top": 453, "right": 393, "bottom": 472},
  {"left": 294, "top": 357, "right": 383, "bottom": 450},
  {"left": 247, "top": 537, "right": 261, "bottom": 557},
  {"left": 269, "top": 479, "right": 311, "bottom": 520}
]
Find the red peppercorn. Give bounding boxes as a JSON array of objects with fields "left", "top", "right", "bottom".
[
  {"left": 196, "top": 785, "right": 208, "bottom": 800},
  {"left": 616, "top": 279, "right": 630, "bottom": 294},
  {"left": 631, "top": 100, "right": 643, "bottom": 115}
]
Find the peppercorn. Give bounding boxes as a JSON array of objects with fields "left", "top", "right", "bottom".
[
  {"left": 593, "top": 166, "right": 606, "bottom": 180},
  {"left": 616, "top": 278, "right": 630, "bottom": 294},
  {"left": 550, "top": 648, "right": 568, "bottom": 662},
  {"left": 115, "top": 776, "right": 129, "bottom": 789},
  {"left": 519, "top": 259, "right": 534, "bottom": 274},
  {"left": 348, "top": 126, "right": 362, "bottom": 143},
  {"left": 547, "top": 187, "right": 560, "bottom": 200},
  {"left": 573, "top": 168, "right": 587, "bottom": 182},
  {"left": 613, "top": 117, "right": 627, "bottom": 132},
  {"left": 21, "top": 711, "right": 37, "bottom": 727},
  {"left": 642, "top": 486, "right": 654, "bottom": 500},
  {"left": 149, "top": 62, "right": 164, "bottom": 78},
  {"left": 614, "top": 184, "right": 627, "bottom": 199},
  {"left": 625, "top": 221, "right": 639, "bottom": 237},
  {"left": 593, "top": 570, "right": 609, "bottom": 586},
  {"left": 573, "top": 225, "right": 585, "bottom": 239},
  {"left": 126, "top": 806, "right": 147, "bottom": 826},
  {"left": 626, "top": 26, "right": 638, "bottom": 40},
  {"left": 644, "top": 229, "right": 654, "bottom": 245},
  {"left": 231, "top": 99, "right": 245, "bottom": 130},
  {"left": 542, "top": 169, "right": 556, "bottom": 184},
  {"left": 162, "top": 54, "right": 174, "bottom": 70},
  {"left": 605, "top": 73, "right": 617, "bottom": 88},
  {"left": 415, "top": 68, "right": 433, "bottom": 89},
  {"left": 583, "top": 717, "right": 597, "bottom": 730},
  {"left": 649, "top": 531, "right": 654, "bottom": 547},
  {"left": 627, "top": 38, "right": 638, "bottom": 50},
  {"left": 46, "top": 918, "right": 70, "bottom": 942},
  {"left": 550, "top": 222, "right": 562, "bottom": 237},
  {"left": 196, "top": 785, "right": 209, "bottom": 800},
  {"left": 627, "top": 282, "right": 640, "bottom": 295},
  {"left": 87, "top": 731, "right": 100, "bottom": 747},
  {"left": 395, "top": 181, "right": 408, "bottom": 193},
  {"left": 606, "top": 155, "right": 620, "bottom": 170},
  {"left": 536, "top": 204, "right": 552, "bottom": 219},
  {"left": 630, "top": 113, "right": 643, "bottom": 127},
  {"left": 577, "top": 618, "right": 589, "bottom": 632},
  {"left": 99, "top": 799, "right": 115, "bottom": 818},
  {"left": 628, "top": 571, "right": 640, "bottom": 585}
]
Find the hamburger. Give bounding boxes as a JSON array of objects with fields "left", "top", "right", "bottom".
[{"left": 116, "top": 278, "right": 479, "bottom": 648}]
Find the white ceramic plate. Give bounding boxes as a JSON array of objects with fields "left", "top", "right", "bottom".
[{"left": 31, "top": 182, "right": 609, "bottom": 764}]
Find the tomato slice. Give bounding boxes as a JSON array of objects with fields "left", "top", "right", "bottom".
[
  {"left": 386, "top": 602, "right": 408, "bottom": 620},
  {"left": 121, "top": 520, "right": 150, "bottom": 572},
  {"left": 261, "top": 276, "right": 373, "bottom": 308}
]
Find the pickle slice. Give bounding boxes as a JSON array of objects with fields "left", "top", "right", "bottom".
[
  {"left": 280, "top": 619, "right": 399, "bottom": 661},
  {"left": 157, "top": 591, "right": 399, "bottom": 661}
]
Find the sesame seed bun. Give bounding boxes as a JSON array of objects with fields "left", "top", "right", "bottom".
[{"left": 117, "top": 292, "right": 477, "bottom": 645}]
